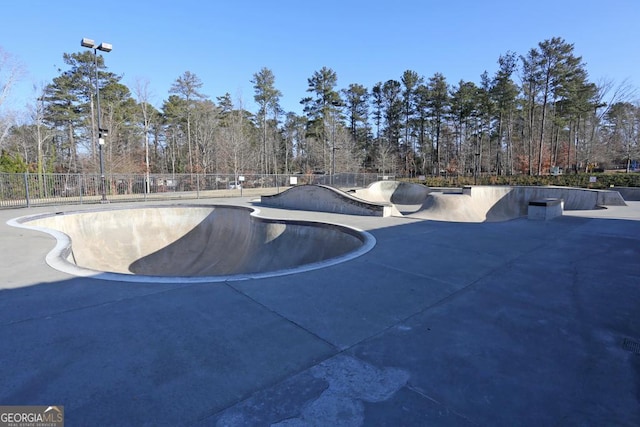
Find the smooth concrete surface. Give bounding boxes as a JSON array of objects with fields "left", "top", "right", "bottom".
[
  {"left": 261, "top": 185, "right": 398, "bottom": 217},
  {"left": 1, "top": 197, "right": 639, "bottom": 426},
  {"left": 402, "top": 185, "right": 626, "bottom": 222},
  {"left": 616, "top": 186, "right": 640, "bottom": 201},
  {"left": 10, "top": 205, "right": 372, "bottom": 281},
  {"left": 352, "top": 180, "right": 432, "bottom": 205},
  {"left": 263, "top": 182, "right": 627, "bottom": 222}
]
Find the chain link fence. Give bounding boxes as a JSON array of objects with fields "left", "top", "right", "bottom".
[{"left": 0, "top": 172, "right": 382, "bottom": 209}]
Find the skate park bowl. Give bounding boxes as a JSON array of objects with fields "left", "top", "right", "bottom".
[
  {"left": 10, "top": 205, "right": 375, "bottom": 283},
  {"left": 261, "top": 181, "right": 628, "bottom": 222}
]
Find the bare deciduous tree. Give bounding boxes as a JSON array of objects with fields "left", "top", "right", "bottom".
[{"left": 0, "top": 47, "right": 26, "bottom": 149}]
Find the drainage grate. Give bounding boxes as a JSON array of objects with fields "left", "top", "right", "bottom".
[{"left": 622, "top": 338, "right": 640, "bottom": 354}]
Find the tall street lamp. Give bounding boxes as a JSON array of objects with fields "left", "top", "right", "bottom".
[
  {"left": 81, "top": 38, "right": 112, "bottom": 203},
  {"left": 329, "top": 100, "right": 342, "bottom": 186}
]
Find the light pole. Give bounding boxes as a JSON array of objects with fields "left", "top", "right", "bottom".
[
  {"left": 331, "top": 146, "right": 340, "bottom": 186},
  {"left": 81, "top": 38, "right": 112, "bottom": 203},
  {"left": 329, "top": 100, "right": 342, "bottom": 186}
]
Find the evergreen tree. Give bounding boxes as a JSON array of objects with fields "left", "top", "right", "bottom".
[
  {"left": 1, "top": 36, "right": 634, "bottom": 179},
  {"left": 401, "top": 70, "right": 423, "bottom": 175},
  {"left": 413, "top": 83, "right": 432, "bottom": 175},
  {"left": 43, "top": 50, "right": 121, "bottom": 173},
  {"left": 0, "top": 150, "right": 28, "bottom": 172},
  {"left": 491, "top": 52, "right": 520, "bottom": 175},
  {"left": 381, "top": 79, "right": 402, "bottom": 174},
  {"left": 252, "top": 67, "right": 282, "bottom": 175},
  {"left": 341, "top": 83, "right": 370, "bottom": 168},
  {"left": 169, "top": 71, "right": 207, "bottom": 175},
  {"left": 281, "top": 112, "right": 307, "bottom": 173},
  {"left": 530, "top": 37, "right": 587, "bottom": 175},
  {"left": 300, "top": 67, "right": 341, "bottom": 172},
  {"left": 521, "top": 47, "right": 543, "bottom": 174},
  {"left": 426, "top": 73, "right": 449, "bottom": 175},
  {"left": 478, "top": 71, "right": 494, "bottom": 175},
  {"left": 450, "top": 80, "right": 479, "bottom": 175}
]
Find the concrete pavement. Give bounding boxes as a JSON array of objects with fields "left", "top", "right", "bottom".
[{"left": 1, "top": 195, "right": 639, "bottom": 426}]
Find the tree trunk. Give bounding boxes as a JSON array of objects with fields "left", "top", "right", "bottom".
[{"left": 538, "top": 84, "right": 550, "bottom": 175}]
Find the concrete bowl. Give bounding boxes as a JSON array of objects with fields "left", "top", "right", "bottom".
[{"left": 10, "top": 205, "right": 375, "bottom": 283}]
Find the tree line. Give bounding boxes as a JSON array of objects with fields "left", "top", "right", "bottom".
[{"left": 0, "top": 36, "right": 638, "bottom": 177}]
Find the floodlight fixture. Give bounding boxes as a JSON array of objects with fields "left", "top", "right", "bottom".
[
  {"left": 81, "top": 38, "right": 96, "bottom": 48},
  {"left": 97, "top": 42, "right": 112, "bottom": 52}
]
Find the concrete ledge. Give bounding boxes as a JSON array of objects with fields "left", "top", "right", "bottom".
[{"left": 528, "top": 198, "right": 563, "bottom": 220}]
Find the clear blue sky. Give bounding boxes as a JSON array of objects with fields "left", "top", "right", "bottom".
[{"left": 2, "top": 0, "right": 638, "bottom": 115}]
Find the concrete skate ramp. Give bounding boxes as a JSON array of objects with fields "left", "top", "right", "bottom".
[
  {"left": 615, "top": 187, "right": 640, "bottom": 201},
  {"left": 261, "top": 182, "right": 626, "bottom": 222},
  {"left": 408, "top": 186, "right": 627, "bottom": 222},
  {"left": 17, "top": 205, "right": 373, "bottom": 280},
  {"left": 352, "top": 181, "right": 431, "bottom": 205},
  {"left": 261, "top": 185, "right": 398, "bottom": 217}
]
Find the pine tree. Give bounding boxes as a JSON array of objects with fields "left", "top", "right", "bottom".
[
  {"left": 252, "top": 67, "right": 282, "bottom": 175},
  {"left": 426, "top": 73, "right": 449, "bottom": 175},
  {"left": 169, "top": 71, "right": 207, "bottom": 175},
  {"left": 300, "top": 67, "right": 341, "bottom": 172}
]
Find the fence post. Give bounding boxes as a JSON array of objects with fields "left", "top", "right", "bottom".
[
  {"left": 196, "top": 173, "right": 200, "bottom": 199},
  {"left": 23, "top": 172, "right": 30, "bottom": 208}
]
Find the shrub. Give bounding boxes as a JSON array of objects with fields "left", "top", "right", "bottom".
[{"left": 409, "top": 173, "right": 640, "bottom": 188}]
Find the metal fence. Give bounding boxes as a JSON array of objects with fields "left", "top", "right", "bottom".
[{"left": 0, "top": 172, "right": 382, "bottom": 209}]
